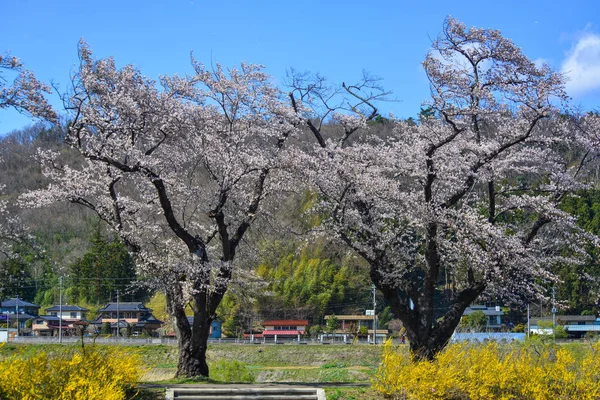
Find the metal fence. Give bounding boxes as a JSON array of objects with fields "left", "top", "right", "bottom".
[{"left": 12, "top": 336, "right": 387, "bottom": 345}]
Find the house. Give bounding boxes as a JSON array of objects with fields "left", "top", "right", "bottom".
[
  {"left": 91, "top": 302, "right": 163, "bottom": 336},
  {"left": 31, "top": 315, "right": 70, "bottom": 337},
  {"left": 45, "top": 305, "right": 88, "bottom": 321},
  {"left": 32, "top": 305, "right": 89, "bottom": 337},
  {"left": 463, "top": 305, "right": 504, "bottom": 330},
  {"left": 260, "top": 319, "right": 308, "bottom": 340},
  {"left": 323, "top": 314, "right": 388, "bottom": 342},
  {"left": 0, "top": 298, "right": 40, "bottom": 335},
  {"left": 529, "top": 315, "right": 600, "bottom": 337}
]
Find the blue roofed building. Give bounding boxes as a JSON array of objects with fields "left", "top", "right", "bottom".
[
  {"left": 91, "top": 302, "right": 163, "bottom": 336},
  {"left": 0, "top": 298, "right": 40, "bottom": 334}
]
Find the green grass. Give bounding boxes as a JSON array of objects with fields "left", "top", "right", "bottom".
[{"left": 325, "top": 387, "right": 385, "bottom": 400}]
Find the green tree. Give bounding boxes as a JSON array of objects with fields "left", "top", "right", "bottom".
[
  {"left": 0, "top": 257, "right": 36, "bottom": 301},
  {"left": 256, "top": 239, "right": 370, "bottom": 322},
  {"left": 325, "top": 315, "right": 339, "bottom": 340},
  {"left": 68, "top": 229, "right": 141, "bottom": 304},
  {"left": 309, "top": 324, "right": 322, "bottom": 338},
  {"left": 378, "top": 306, "right": 393, "bottom": 329},
  {"left": 101, "top": 322, "right": 111, "bottom": 335},
  {"left": 557, "top": 190, "right": 600, "bottom": 314},
  {"left": 464, "top": 311, "right": 487, "bottom": 331}
]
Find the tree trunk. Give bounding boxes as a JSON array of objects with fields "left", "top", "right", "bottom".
[
  {"left": 176, "top": 326, "right": 210, "bottom": 377},
  {"left": 165, "top": 289, "right": 212, "bottom": 378},
  {"left": 404, "top": 285, "right": 485, "bottom": 362},
  {"left": 375, "top": 265, "right": 485, "bottom": 363}
]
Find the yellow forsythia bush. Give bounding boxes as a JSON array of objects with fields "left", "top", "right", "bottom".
[
  {"left": 0, "top": 344, "right": 142, "bottom": 400},
  {"left": 373, "top": 338, "right": 600, "bottom": 400}
]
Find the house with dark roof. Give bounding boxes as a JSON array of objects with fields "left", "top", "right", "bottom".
[
  {"left": 31, "top": 315, "right": 70, "bottom": 336},
  {"left": 91, "top": 302, "right": 162, "bottom": 336},
  {"left": 32, "top": 305, "right": 89, "bottom": 337},
  {"left": 45, "top": 305, "right": 88, "bottom": 321},
  {"left": 463, "top": 305, "right": 505, "bottom": 330},
  {"left": 0, "top": 298, "right": 40, "bottom": 334}
]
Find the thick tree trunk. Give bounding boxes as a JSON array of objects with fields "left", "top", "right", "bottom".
[
  {"left": 375, "top": 263, "right": 485, "bottom": 363},
  {"left": 402, "top": 284, "right": 485, "bottom": 362},
  {"left": 176, "top": 324, "right": 210, "bottom": 377},
  {"left": 165, "top": 289, "right": 212, "bottom": 378}
]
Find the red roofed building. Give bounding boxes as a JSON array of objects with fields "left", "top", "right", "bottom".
[{"left": 261, "top": 319, "right": 308, "bottom": 338}]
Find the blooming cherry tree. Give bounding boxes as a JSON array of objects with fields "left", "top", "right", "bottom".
[
  {"left": 0, "top": 52, "right": 56, "bottom": 122},
  {"left": 294, "top": 18, "right": 599, "bottom": 360},
  {"left": 0, "top": 52, "right": 55, "bottom": 296},
  {"left": 23, "top": 41, "right": 299, "bottom": 377}
]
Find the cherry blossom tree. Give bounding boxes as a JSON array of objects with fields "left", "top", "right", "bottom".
[
  {"left": 0, "top": 52, "right": 56, "bottom": 122},
  {"left": 0, "top": 53, "right": 55, "bottom": 297},
  {"left": 292, "top": 17, "right": 599, "bottom": 361},
  {"left": 23, "top": 41, "right": 299, "bottom": 377},
  {"left": 0, "top": 187, "right": 32, "bottom": 260}
]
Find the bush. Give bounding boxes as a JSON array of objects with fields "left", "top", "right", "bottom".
[
  {"left": 0, "top": 344, "right": 141, "bottom": 399},
  {"left": 309, "top": 324, "right": 322, "bottom": 338},
  {"left": 210, "top": 359, "right": 255, "bottom": 383},
  {"left": 373, "top": 338, "right": 600, "bottom": 399},
  {"left": 101, "top": 322, "right": 111, "bottom": 335}
]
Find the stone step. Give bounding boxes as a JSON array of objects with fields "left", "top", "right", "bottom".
[
  {"left": 173, "top": 396, "right": 319, "bottom": 400},
  {"left": 166, "top": 386, "right": 325, "bottom": 400}
]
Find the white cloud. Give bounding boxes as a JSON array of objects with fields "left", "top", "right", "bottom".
[{"left": 561, "top": 33, "right": 600, "bottom": 96}]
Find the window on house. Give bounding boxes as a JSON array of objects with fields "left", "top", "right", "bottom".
[{"left": 70, "top": 312, "right": 77, "bottom": 318}]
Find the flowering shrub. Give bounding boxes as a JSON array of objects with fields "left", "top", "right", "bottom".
[
  {"left": 373, "top": 339, "right": 600, "bottom": 399},
  {"left": 0, "top": 344, "right": 141, "bottom": 399}
]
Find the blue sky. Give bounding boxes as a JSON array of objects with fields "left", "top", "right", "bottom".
[{"left": 2, "top": 0, "right": 600, "bottom": 135}]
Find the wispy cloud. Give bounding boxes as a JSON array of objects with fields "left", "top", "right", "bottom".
[{"left": 561, "top": 33, "right": 600, "bottom": 96}]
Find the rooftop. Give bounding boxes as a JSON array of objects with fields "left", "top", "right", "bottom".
[
  {"left": 1, "top": 298, "right": 40, "bottom": 308},
  {"left": 530, "top": 315, "right": 596, "bottom": 324},
  {"left": 463, "top": 306, "right": 504, "bottom": 316},
  {"left": 97, "top": 302, "right": 151, "bottom": 312},
  {"left": 262, "top": 320, "right": 308, "bottom": 326},
  {"left": 324, "top": 315, "right": 375, "bottom": 320},
  {"left": 46, "top": 305, "right": 89, "bottom": 312}
]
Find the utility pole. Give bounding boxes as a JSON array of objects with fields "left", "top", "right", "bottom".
[
  {"left": 527, "top": 303, "right": 530, "bottom": 339},
  {"left": 15, "top": 297, "right": 19, "bottom": 339},
  {"left": 116, "top": 290, "right": 120, "bottom": 340},
  {"left": 59, "top": 276, "right": 63, "bottom": 344},
  {"left": 372, "top": 285, "right": 377, "bottom": 345},
  {"left": 552, "top": 287, "right": 557, "bottom": 343}
]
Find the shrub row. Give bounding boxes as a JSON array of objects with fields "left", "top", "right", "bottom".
[
  {"left": 0, "top": 344, "right": 141, "bottom": 400},
  {"left": 373, "top": 339, "right": 600, "bottom": 399}
]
